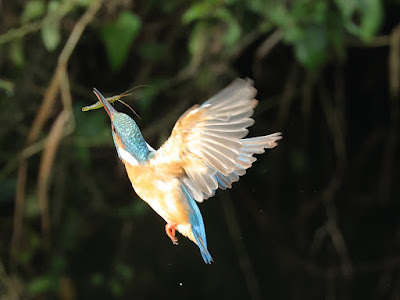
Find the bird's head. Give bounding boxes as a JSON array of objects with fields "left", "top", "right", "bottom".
[{"left": 93, "top": 88, "right": 150, "bottom": 164}]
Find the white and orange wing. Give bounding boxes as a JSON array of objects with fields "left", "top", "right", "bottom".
[{"left": 149, "top": 78, "right": 281, "bottom": 202}]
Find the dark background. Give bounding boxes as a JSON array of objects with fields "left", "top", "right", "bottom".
[{"left": 1, "top": 0, "right": 400, "bottom": 299}]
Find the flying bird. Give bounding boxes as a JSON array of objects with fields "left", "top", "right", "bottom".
[{"left": 90, "top": 78, "right": 282, "bottom": 263}]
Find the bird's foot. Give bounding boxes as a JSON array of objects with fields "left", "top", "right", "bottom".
[{"left": 165, "top": 223, "right": 178, "bottom": 245}]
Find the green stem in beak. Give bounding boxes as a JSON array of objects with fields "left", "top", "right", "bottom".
[{"left": 92, "top": 88, "right": 117, "bottom": 118}]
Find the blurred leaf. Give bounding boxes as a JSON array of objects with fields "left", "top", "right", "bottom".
[
  {"left": 327, "top": 11, "right": 346, "bottom": 60},
  {"left": 182, "top": 2, "right": 214, "bottom": 24},
  {"left": 116, "top": 200, "right": 148, "bottom": 218},
  {"left": 284, "top": 26, "right": 304, "bottom": 43},
  {"left": 101, "top": 11, "right": 141, "bottom": 71},
  {"left": 137, "top": 42, "right": 167, "bottom": 61},
  {"left": 28, "top": 256, "right": 66, "bottom": 295},
  {"left": 25, "top": 191, "right": 40, "bottom": 218},
  {"left": 223, "top": 21, "right": 241, "bottom": 47},
  {"left": 188, "top": 21, "right": 209, "bottom": 67},
  {"left": 335, "top": 0, "right": 383, "bottom": 41},
  {"left": 48, "top": 0, "right": 61, "bottom": 14},
  {"left": 9, "top": 39, "right": 25, "bottom": 67},
  {"left": 197, "top": 67, "right": 218, "bottom": 87},
  {"left": 74, "top": 103, "right": 109, "bottom": 142},
  {"left": 214, "top": 8, "right": 241, "bottom": 47},
  {"left": 115, "top": 262, "right": 133, "bottom": 282},
  {"left": 160, "top": 0, "right": 185, "bottom": 13},
  {"left": 41, "top": 19, "right": 61, "bottom": 51},
  {"left": 0, "top": 79, "right": 15, "bottom": 95},
  {"left": 267, "top": 4, "right": 292, "bottom": 30},
  {"left": 52, "top": 255, "right": 67, "bottom": 273},
  {"left": 289, "top": 149, "right": 307, "bottom": 174},
  {"left": 75, "top": 143, "right": 90, "bottom": 170},
  {"left": 109, "top": 278, "right": 123, "bottom": 298},
  {"left": 294, "top": 26, "right": 327, "bottom": 70},
  {"left": 18, "top": 229, "right": 41, "bottom": 264},
  {"left": 334, "top": 0, "right": 355, "bottom": 19},
  {"left": 76, "top": 0, "right": 93, "bottom": 7},
  {"left": 28, "top": 276, "right": 53, "bottom": 295},
  {"left": 21, "top": 0, "right": 46, "bottom": 23},
  {"left": 185, "top": 4, "right": 241, "bottom": 53},
  {"left": 90, "top": 273, "right": 104, "bottom": 286},
  {"left": 138, "top": 79, "right": 168, "bottom": 115},
  {"left": 358, "top": 0, "right": 382, "bottom": 41},
  {"left": 74, "top": 143, "right": 90, "bottom": 169},
  {"left": 246, "top": 0, "right": 268, "bottom": 13},
  {"left": 41, "top": 0, "right": 62, "bottom": 51}
]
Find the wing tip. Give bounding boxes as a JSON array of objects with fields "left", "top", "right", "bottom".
[{"left": 266, "top": 132, "right": 283, "bottom": 148}]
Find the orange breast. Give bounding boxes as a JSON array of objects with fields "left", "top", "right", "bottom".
[{"left": 124, "top": 162, "right": 190, "bottom": 225}]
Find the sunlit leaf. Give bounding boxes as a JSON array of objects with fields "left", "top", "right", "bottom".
[
  {"left": 358, "top": 0, "right": 383, "bottom": 41},
  {"left": 283, "top": 26, "right": 304, "bottom": 43},
  {"left": 335, "top": 0, "right": 383, "bottom": 41},
  {"left": 101, "top": 11, "right": 141, "bottom": 71},
  {"left": 188, "top": 21, "right": 209, "bottom": 67},
  {"left": 21, "top": 0, "right": 46, "bottom": 23},
  {"left": 41, "top": 19, "right": 61, "bottom": 51},
  {"left": 28, "top": 276, "right": 53, "bottom": 295},
  {"left": 182, "top": 2, "right": 213, "bottom": 24}
]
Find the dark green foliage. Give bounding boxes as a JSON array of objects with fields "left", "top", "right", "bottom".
[
  {"left": 0, "top": 0, "right": 399, "bottom": 299},
  {"left": 101, "top": 11, "right": 141, "bottom": 71}
]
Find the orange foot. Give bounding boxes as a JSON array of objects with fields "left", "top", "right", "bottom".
[{"left": 165, "top": 223, "right": 178, "bottom": 245}]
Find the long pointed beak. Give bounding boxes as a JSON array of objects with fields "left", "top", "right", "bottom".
[{"left": 93, "top": 88, "right": 117, "bottom": 119}]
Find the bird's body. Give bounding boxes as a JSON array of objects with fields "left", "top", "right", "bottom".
[{"left": 91, "top": 78, "right": 281, "bottom": 264}]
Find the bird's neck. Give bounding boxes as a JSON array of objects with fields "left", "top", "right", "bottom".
[{"left": 113, "top": 123, "right": 150, "bottom": 164}]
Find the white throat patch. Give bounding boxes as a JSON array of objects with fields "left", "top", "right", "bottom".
[{"left": 118, "top": 147, "right": 139, "bottom": 166}]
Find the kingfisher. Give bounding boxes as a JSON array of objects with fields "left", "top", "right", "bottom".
[{"left": 90, "top": 78, "right": 281, "bottom": 264}]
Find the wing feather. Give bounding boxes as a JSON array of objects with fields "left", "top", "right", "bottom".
[{"left": 150, "top": 78, "right": 281, "bottom": 201}]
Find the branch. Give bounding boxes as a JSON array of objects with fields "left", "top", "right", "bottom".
[{"left": 11, "top": 0, "right": 103, "bottom": 256}]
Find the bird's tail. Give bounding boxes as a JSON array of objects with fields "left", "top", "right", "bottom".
[
  {"left": 180, "top": 184, "right": 213, "bottom": 264},
  {"left": 210, "top": 132, "right": 282, "bottom": 193}
]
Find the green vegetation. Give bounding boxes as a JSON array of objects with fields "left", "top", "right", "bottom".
[{"left": 0, "top": 0, "right": 399, "bottom": 299}]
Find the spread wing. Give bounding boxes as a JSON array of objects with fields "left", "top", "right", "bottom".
[{"left": 149, "top": 78, "right": 281, "bottom": 202}]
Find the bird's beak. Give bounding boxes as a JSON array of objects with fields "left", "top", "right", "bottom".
[{"left": 93, "top": 88, "right": 117, "bottom": 119}]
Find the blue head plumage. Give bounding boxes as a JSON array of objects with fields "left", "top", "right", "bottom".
[
  {"left": 112, "top": 112, "right": 149, "bottom": 163},
  {"left": 92, "top": 88, "right": 150, "bottom": 164}
]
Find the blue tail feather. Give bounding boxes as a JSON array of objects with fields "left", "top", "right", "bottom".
[{"left": 181, "top": 184, "right": 213, "bottom": 264}]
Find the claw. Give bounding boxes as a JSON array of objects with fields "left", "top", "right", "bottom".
[{"left": 165, "top": 223, "right": 178, "bottom": 245}]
